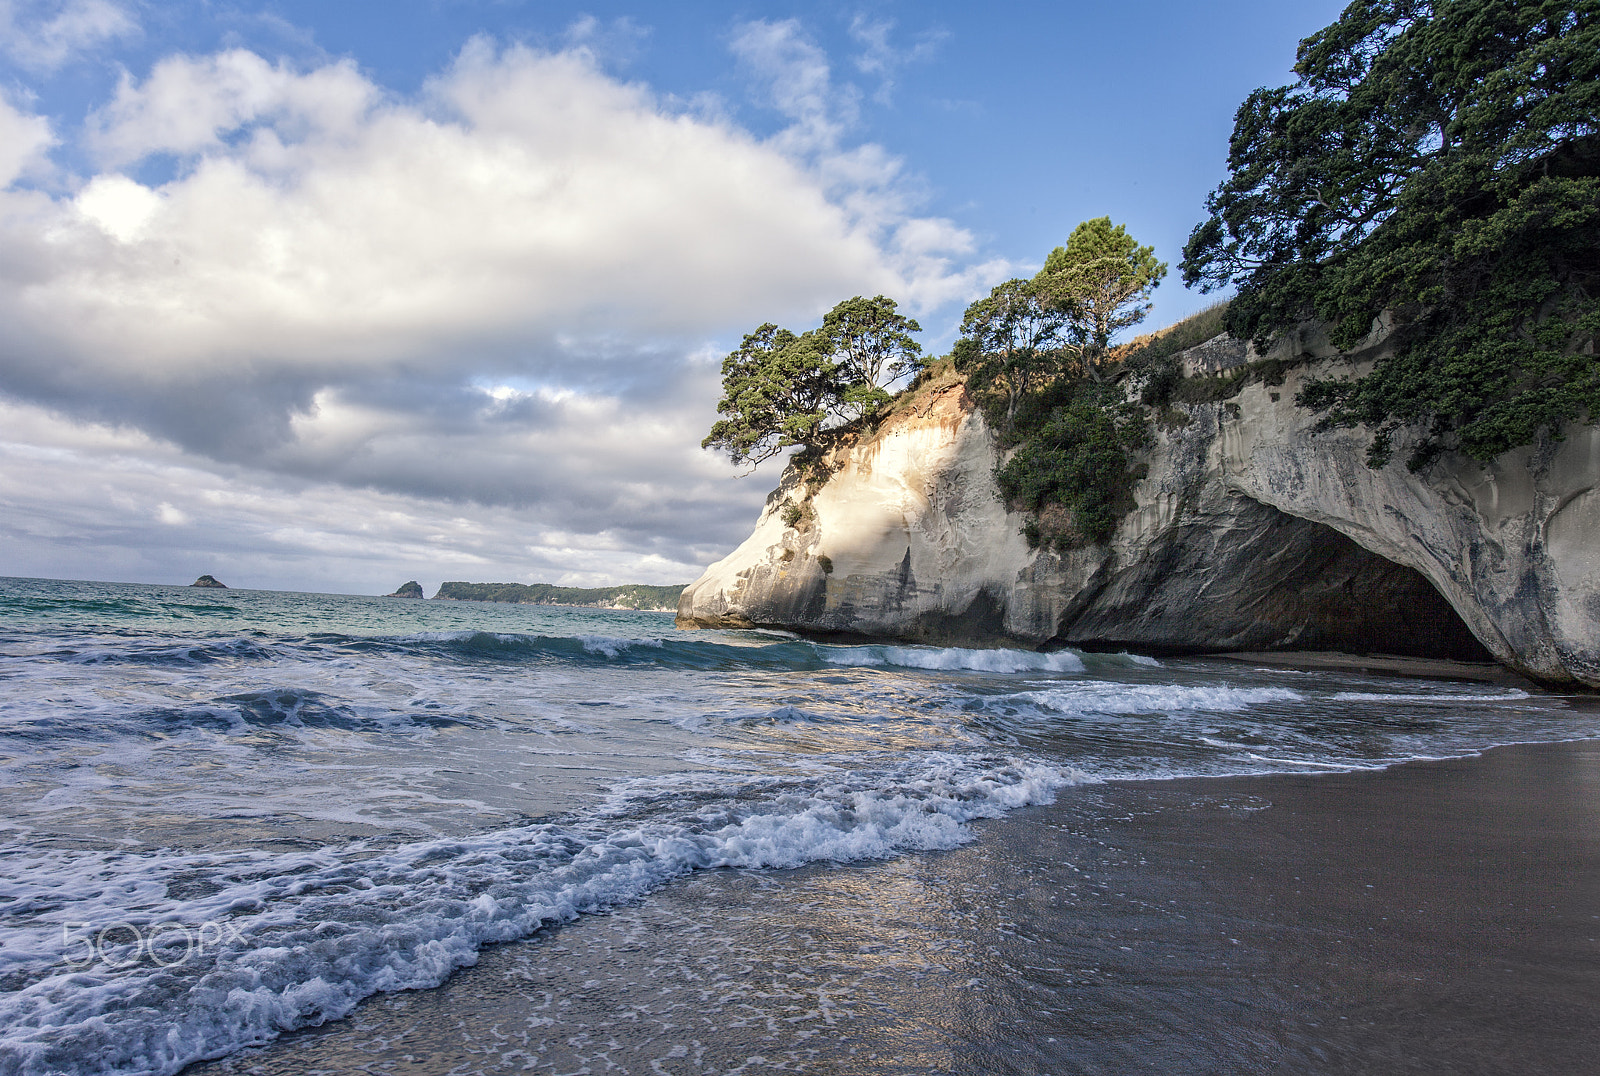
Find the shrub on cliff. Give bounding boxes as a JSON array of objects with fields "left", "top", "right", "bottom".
[
  {"left": 1182, "top": 0, "right": 1600, "bottom": 470},
  {"left": 996, "top": 382, "right": 1151, "bottom": 546}
]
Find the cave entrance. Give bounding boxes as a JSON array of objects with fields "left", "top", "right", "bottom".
[{"left": 1060, "top": 495, "right": 1494, "bottom": 662}]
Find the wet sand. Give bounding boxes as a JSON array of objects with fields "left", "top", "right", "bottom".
[
  {"left": 195, "top": 739, "right": 1600, "bottom": 1075},
  {"left": 1209, "top": 650, "right": 1532, "bottom": 685}
]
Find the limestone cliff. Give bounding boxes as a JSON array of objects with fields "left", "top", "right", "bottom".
[{"left": 677, "top": 335, "right": 1600, "bottom": 688}]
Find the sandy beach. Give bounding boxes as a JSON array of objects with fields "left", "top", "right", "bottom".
[{"left": 194, "top": 736, "right": 1600, "bottom": 1075}]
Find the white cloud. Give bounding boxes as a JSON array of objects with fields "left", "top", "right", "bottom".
[
  {"left": 0, "top": 92, "right": 54, "bottom": 187},
  {"left": 731, "top": 19, "right": 1009, "bottom": 311},
  {"left": 848, "top": 16, "right": 946, "bottom": 106},
  {"left": 0, "top": 399, "right": 750, "bottom": 592},
  {"left": 74, "top": 173, "right": 161, "bottom": 240},
  {"left": 0, "top": 0, "right": 136, "bottom": 72}
]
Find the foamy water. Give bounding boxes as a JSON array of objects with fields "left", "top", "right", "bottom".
[{"left": 0, "top": 576, "right": 1591, "bottom": 1076}]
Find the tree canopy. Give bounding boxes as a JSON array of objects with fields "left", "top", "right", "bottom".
[
  {"left": 954, "top": 277, "right": 1075, "bottom": 431},
  {"left": 821, "top": 295, "right": 925, "bottom": 418},
  {"left": 1181, "top": 0, "right": 1600, "bottom": 469},
  {"left": 1038, "top": 217, "right": 1168, "bottom": 379},
  {"left": 956, "top": 219, "right": 1165, "bottom": 432},
  {"left": 703, "top": 296, "right": 922, "bottom": 468}
]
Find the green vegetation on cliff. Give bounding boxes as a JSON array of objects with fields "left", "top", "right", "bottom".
[
  {"left": 702, "top": 296, "right": 923, "bottom": 468},
  {"left": 957, "top": 218, "right": 1167, "bottom": 546},
  {"left": 1182, "top": 0, "right": 1599, "bottom": 470},
  {"left": 434, "top": 582, "right": 686, "bottom": 610}
]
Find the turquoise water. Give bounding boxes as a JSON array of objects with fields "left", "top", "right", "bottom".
[{"left": 0, "top": 575, "right": 1592, "bottom": 1075}]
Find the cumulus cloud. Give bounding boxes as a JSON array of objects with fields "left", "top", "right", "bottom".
[
  {"left": 0, "top": 30, "right": 1003, "bottom": 586},
  {"left": 0, "top": 92, "right": 54, "bottom": 185},
  {"left": 0, "top": 0, "right": 136, "bottom": 71}
]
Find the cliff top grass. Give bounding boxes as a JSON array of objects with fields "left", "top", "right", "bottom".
[{"left": 1113, "top": 301, "right": 1230, "bottom": 369}]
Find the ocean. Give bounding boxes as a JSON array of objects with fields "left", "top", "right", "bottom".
[{"left": 0, "top": 576, "right": 1595, "bottom": 1075}]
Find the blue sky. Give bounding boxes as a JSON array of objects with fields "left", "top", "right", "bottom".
[{"left": 0, "top": 0, "right": 1348, "bottom": 593}]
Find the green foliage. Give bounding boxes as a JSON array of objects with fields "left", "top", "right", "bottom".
[
  {"left": 704, "top": 296, "right": 924, "bottom": 469},
  {"left": 434, "top": 582, "right": 686, "bottom": 609},
  {"left": 1038, "top": 217, "right": 1168, "bottom": 376},
  {"left": 954, "top": 279, "right": 1076, "bottom": 433},
  {"left": 702, "top": 324, "right": 840, "bottom": 468},
  {"left": 956, "top": 220, "right": 1165, "bottom": 435},
  {"left": 1182, "top": 0, "right": 1600, "bottom": 469},
  {"left": 821, "top": 295, "right": 924, "bottom": 416},
  {"left": 780, "top": 500, "right": 804, "bottom": 527},
  {"left": 995, "top": 383, "right": 1152, "bottom": 546},
  {"left": 816, "top": 554, "right": 835, "bottom": 575},
  {"left": 948, "top": 221, "right": 1167, "bottom": 544}
]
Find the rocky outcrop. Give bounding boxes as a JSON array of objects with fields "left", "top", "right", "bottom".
[
  {"left": 677, "top": 335, "right": 1600, "bottom": 688},
  {"left": 387, "top": 581, "right": 425, "bottom": 598},
  {"left": 190, "top": 575, "right": 227, "bottom": 588}
]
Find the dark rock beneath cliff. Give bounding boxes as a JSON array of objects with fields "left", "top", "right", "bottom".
[
  {"left": 190, "top": 575, "right": 227, "bottom": 589},
  {"left": 1054, "top": 495, "right": 1493, "bottom": 662},
  {"left": 387, "top": 581, "right": 425, "bottom": 598}
]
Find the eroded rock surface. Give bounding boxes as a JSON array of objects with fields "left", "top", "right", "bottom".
[{"left": 678, "top": 340, "right": 1598, "bottom": 687}]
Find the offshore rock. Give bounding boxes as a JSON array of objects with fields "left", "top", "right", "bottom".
[
  {"left": 189, "top": 575, "right": 227, "bottom": 589},
  {"left": 677, "top": 339, "right": 1600, "bottom": 688},
  {"left": 387, "top": 581, "right": 425, "bottom": 598}
]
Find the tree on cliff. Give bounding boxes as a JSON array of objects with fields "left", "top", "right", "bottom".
[
  {"left": 955, "top": 218, "right": 1164, "bottom": 432},
  {"left": 953, "top": 278, "right": 1075, "bottom": 433},
  {"left": 821, "top": 295, "right": 924, "bottom": 417},
  {"left": 703, "top": 325, "right": 839, "bottom": 468},
  {"left": 1037, "top": 217, "right": 1168, "bottom": 380},
  {"left": 1181, "top": 0, "right": 1600, "bottom": 470},
  {"left": 703, "top": 296, "right": 923, "bottom": 468}
]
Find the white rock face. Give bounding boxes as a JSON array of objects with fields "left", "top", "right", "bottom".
[{"left": 678, "top": 346, "right": 1600, "bottom": 687}]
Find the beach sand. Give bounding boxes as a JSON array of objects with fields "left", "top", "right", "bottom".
[{"left": 196, "top": 739, "right": 1600, "bottom": 1075}]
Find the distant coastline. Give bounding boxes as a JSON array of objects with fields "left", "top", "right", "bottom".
[{"left": 432, "top": 581, "right": 686, "bottom": 612}]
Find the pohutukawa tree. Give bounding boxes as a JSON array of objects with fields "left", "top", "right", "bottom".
[
  {"left": 821, "top": 295, "right": 925, "bottom": 418},
  {"left": 703, "top": 295, "right": 923, "bottom": 468},
  {"left": 1181, "top": 0, "right": 1600, "bottom": 470}
]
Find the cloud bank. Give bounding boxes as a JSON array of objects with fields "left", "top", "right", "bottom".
[{"left": 0, "top": 28, "right": 1004, "bottom": 590}]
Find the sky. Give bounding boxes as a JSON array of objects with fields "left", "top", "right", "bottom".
[{"left": 0, "top": 0, "right": 1350, "bottom": 595}]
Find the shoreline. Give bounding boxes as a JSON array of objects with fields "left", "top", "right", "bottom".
[
  {"left": 1207, "top": 648, "right": 1540, "bottom": 686},
  {"left": 192, "top": 738, "right": 1600, "bottom": 1075}
]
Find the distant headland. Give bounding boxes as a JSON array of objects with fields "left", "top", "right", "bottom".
[{"left": 433, "top": 581, "right": 686, "bottom": 612}]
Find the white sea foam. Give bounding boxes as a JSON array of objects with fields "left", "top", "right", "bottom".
[
  {"left": 578, "top": 635, "right": 664, "bottom": 658},
  {"left": 1019, "top": 682, "right": 1302, "bottom": 715},
  {"left": 1119, "top": 652, "right": 1163, "bottom": 667},
  {"left": 822, "top": 644, "right": 1087, "bottom": 673},
  {"left": 0, "top": 754, "right": 1078, "bottom": 1076}
]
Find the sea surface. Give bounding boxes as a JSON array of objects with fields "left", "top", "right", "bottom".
[{"left": 0, "top": 576, "right": 1594, "bottom": 1075}]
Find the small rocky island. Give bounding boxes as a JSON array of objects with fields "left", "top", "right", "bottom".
[
  {"left": 386, "top": 581, "right": 425, "bottom": 598},
  {"left": 189, "top": 575, "right": 227, "bottom": 589}
]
